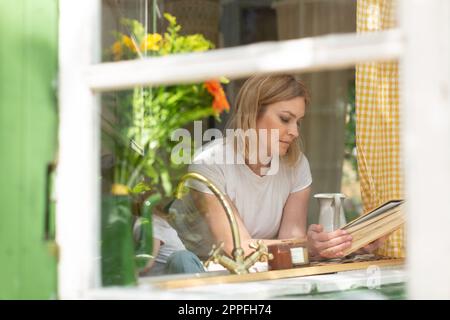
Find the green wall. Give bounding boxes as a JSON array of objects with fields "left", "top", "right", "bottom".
[{"left": 0, "top": 0, "right": 58, "bottom": 299}]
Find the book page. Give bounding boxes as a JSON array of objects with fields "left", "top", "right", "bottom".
[{"left": 343, "top": 200, "right": 404, "bottom": 230}]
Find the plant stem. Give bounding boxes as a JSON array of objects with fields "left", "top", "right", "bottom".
[{"left": 127, "top": 158, "right": 146, "bottom": 188}]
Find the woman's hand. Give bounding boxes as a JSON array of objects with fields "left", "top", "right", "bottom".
[{"left": 307, "top": 224, "right": 353, "bottom": 260}]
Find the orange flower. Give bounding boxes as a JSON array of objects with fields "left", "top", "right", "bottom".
[{"left": 204, "top": 80, "right": 230, "bottom": 114}]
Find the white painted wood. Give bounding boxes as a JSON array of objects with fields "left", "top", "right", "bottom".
[
  {"left": 400, "top": 0, "right": 450, "bottom": 299},
  {"left": 87, "top": 29, "right": 404, "bottom": 92},
  {"left": 84, "top": 266, "right": 406, "bottom": 299},
  {"left": 57, "top": 0, "right": 102, "bottom": 299}
]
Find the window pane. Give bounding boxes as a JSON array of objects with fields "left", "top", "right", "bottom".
[
  {"left": 101, "top": 0, "right": 356, "bottom": 63},
  {"left": 98, "top": 67, "right": 364, "bottom": 287}
]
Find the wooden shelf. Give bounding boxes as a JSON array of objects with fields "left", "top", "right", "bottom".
[{"left": 146, "top": 258, "right": 404, "bottom": 290}]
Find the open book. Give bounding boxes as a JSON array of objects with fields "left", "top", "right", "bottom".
[{"left": 341, "top": 200, "right": 405, "bottom": 256}]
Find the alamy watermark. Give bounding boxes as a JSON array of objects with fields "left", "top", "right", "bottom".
[{"left": 170, "top": 121, "right": 281, "bottom": 175}]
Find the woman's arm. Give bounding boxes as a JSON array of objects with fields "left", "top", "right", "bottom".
[
  {"left": 190, "top": 190, "right": 282, "bottom": 257},
  {"left": 278, "top": 186, "right": 353, "bottom": 260},
  {"left": 191, "top": 186, "right": 351, "bottom": 260},
  {"left": 278, "top": 186, "right": 310, "bottom": 239}
]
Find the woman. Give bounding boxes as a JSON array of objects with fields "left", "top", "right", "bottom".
[{"left": 168, "top": 74, "right": 384, "bottom": 261}]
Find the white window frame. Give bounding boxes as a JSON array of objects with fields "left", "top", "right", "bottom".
[{"left": 57, "top": 0, "right": 450, "bottom": 299}]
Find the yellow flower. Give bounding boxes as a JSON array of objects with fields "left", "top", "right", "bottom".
[
  {"left": 122, "top": 35, "right": 137, "bottom": 53},
  {"left": 112, "top": 41, "right": 123, "bottom": 60},
  {"left": 141, "top": 33, "right": 162, "bottom": 52},
  {"left": 111, "top": 183, "right": 129, "bottom": 195}
]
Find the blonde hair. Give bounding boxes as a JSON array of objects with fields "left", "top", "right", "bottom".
[{"left": 226, "top": 74, "right": 310, "bottom": 166}]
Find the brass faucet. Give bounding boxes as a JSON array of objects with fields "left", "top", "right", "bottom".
[{"left": 175, "top": 172, "right": 272, "bottom": 274}]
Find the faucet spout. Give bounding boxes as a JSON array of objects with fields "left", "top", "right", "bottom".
[
  {"left": 175, "top": 172, "right": 272, "bottom": 274},
  {"left": 175, "top": 172, "right": 245, "bottom": 266}
]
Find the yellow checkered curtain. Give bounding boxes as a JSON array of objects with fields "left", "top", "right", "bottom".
[{"left": 356, "top": 0, "right": 405, "bottom": 258}]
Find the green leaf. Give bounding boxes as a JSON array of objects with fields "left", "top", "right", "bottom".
[
  {"left": 130, "top": 181, "right": 152, "bottom": 194},
  {"left": 220, "top": 76, "right": 230, "bottom": 84},
  {"left": 144, "top": 164, "right": 158, "bottom": 183},
  {"left": 163, "top": 13, "right": 177, "bottom": 27}
]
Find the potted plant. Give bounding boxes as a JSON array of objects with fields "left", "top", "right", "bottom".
[{"left": 101, "top": 13, "right": 229, "bottom": 285}]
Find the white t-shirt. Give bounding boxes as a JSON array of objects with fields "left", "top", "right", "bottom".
[
  {"left": 152, "top": 215, "right": 186, "bottom": 264},
  {"left": 168, "top": 138, "right": 312, "bottom": 259}
]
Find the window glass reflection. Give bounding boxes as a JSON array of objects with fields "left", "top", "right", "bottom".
[{"left": 99, "top": 0, "right": 360, "bottom": 286}]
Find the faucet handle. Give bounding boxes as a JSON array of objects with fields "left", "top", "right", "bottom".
[
  {"left": 249, "top": 239, "right": 269, "bottom": 250},
  {"left": 248, "top": 239, "right": 267, "bottom": 250},
  {"left": 249, "top": 240, "right": 274, "bottom": 261},
  {"left": 204, "top": 242, "right": 225, "bottom": 267},
  {"left": 249, "top": 242, "right": 257, "bottom": 250}
]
